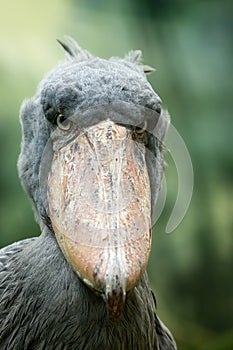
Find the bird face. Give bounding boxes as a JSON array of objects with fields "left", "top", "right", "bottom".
[
  {"left": 19, "top": 39, "right": 168, "bottom": 321},
  {"left": 47, "top": 117, "right": 152, "bottom": 320}
]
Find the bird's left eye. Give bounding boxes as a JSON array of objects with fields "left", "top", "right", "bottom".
[
  {"left": 135, "top": 121, "right": 147, "bottom": 134},
  {"left": 56, "top": 114, "right": 72, "bottom": 131}
]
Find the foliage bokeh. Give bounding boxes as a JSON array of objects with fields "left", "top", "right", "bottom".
[{"left": 0, "top": 0, "right": 232, "bottom": 348}]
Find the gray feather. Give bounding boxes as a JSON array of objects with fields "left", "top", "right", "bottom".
[
  {"left": 0, "top": 37, "right": 177, "bottom": 349},
  {"left": 57, "top": 35, "right": 93, "bottom": 61}
]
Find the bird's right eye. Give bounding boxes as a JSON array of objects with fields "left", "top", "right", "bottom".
[
  {"left": 135, "top": 121, "right": 147, "bottom": 134},
  {"left": 55, "top": 114, "right": 72, "bottom": 131}
]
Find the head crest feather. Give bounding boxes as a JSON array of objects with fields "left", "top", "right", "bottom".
[
  {"left": 125, "top": 50, "right": 155, "bottom": 75},
  {"left": 57, "top": 35, "right": 92, "bottom": 61}
]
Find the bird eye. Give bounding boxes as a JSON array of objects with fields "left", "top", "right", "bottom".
[
  {"left": 135, "top": 121, "right": 147, "bottom": 134},
  {"left": 56, "top": 114, "right": 72, "bottom": 131}
]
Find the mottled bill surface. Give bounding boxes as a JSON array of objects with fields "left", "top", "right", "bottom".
[{"left": 48, "top": 120, "right": 151, "bottom": 295}]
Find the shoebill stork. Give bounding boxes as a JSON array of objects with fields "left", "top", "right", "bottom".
[{"left": 0, "top": 37, "right": 177, "bottom": 349}]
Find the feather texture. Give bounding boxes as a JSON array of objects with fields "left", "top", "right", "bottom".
[{"left": 0, "top": 37, "right": 176, "bottom": 349}]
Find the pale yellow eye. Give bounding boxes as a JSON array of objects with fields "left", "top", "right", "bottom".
[
  {"left": 135, "top": 121, "right": 147, "bottom": 134},
  {"left": 56, "top": 114, "right": 72, "bottom": 131}
]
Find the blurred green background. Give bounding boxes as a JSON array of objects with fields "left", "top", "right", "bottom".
[{"left": 0, "top": 0, "right": 232, "bottom": 348}]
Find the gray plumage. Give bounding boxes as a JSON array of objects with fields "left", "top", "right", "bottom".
[{"left": 0, "top": 37, "right": 177, "bottom": 349}]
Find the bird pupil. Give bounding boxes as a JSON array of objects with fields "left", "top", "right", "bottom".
[{"left": 58, "top": 115, "right": 66, "bottom": 124}]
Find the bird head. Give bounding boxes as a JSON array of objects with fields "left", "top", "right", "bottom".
[{"left": 18, "top": 37, "right": 169, "bottom": 321}]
